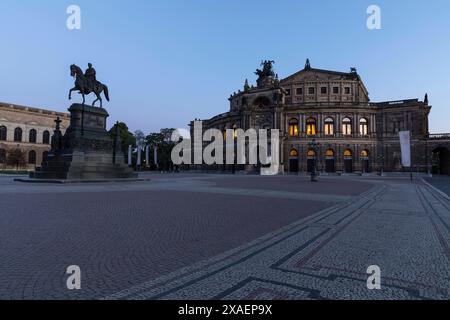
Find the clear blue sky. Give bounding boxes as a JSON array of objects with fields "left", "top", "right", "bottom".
[{"left": 0, "top": 0, "right": 449, "bottom": 133}]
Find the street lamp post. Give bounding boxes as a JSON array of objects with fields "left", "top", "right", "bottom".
[{"left": 308, "top": 139, "right": 319, "bottom": 182}]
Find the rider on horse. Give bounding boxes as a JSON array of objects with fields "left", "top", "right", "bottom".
[{"left": 85, "top": 63, "right": 97, "bottom": 93}]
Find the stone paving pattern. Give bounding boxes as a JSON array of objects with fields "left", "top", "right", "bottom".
[{"left": 0, "top": 173, "right": 449, "bottom": 300}]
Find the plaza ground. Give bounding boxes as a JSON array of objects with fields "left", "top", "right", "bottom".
[{"left": 0, "top": 173, "right": 449, "bottom": 300}]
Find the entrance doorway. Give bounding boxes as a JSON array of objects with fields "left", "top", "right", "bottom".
[
  {"left": 307, "top": 149, "right": 316, "bottom": 173},
  {"left": 289, "top": 149, "right": 299, "bottom": 173},
  {"left": 325, "top": 149, "right": 335, "bottom": 173},
  {"left": 432, "top": 147, "right": 450, "bottom": 175},
  {"left": 344, "top": 149, "right": 353, "bottom": 173},
  {"left": 361, "top": 150, "right": 370, "bottom": 173}
]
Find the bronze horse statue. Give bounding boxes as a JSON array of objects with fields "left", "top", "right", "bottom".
[{"left": 69, "top": 64, "right": 110, "bottom": 108}]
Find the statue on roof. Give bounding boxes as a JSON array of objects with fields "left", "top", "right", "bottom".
[
  {"left": 255, "top": 60, "right": 275, "bottom": 78},
  {"left": 255, "top": 60, "right": 276, "bottom": 88},
  {"left": 305, "top": 58, "right": 311, "bottom": 69}
]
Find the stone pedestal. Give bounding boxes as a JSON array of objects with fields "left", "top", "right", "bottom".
[{"left": 31, "top": 104, "right": 137, "bottom": 180}]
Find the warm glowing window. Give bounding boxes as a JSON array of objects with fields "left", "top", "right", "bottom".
[
  {"left": 360, "top": 118, "right": 369, "bottom": 135},
  {"left": 344, "top": 149, "right": 352, "bottom": 158},
  {"left": 223, "top": 128, "right": 227, "bottom": 141},
  {"left": 325, "top": 149, "right": 334, "bottom": 158},
  {"left": 289, "top": 119, "right": 299, "bottom": 137},
  {"left": 306, "top": 118, "right": 316, "bottom": 136},
  {"left": 342, "top": 118, "right": 352, "bottom": 135},
  {"left": 324, "top": 118, "right": 334, "bottom": 135},
  {"left": 361, "top": 150, "right": 369, "bottom": 158},
  {"left": 290, "top": 149, "right": 299, "bottom": 157},
  {"left": 232, "top": 124, "right": 238, "bottom": 139},
  {"left": 307, "top": 150, "right": 316, "bottom": 158}
]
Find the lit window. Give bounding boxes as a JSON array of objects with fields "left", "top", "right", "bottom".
[
  {"left": 360, "top": 118, "right": 369, "bottom": 135},
  {"left": 324, "top": 118, "right": 334, "bottom": 135},
  {"left": 233, "top": 124, "right": 238, "bottom": 139},
  {"left": 306, "top": 118, "right": 316, "bottom": 136},
  {"left": 289, "top": 119, "right": 299, "bottom": 137},
  {"left": 342, "top": 118, "right": 352, "bottom": 135},
  {"left": 344, "top": 149, "right": 352, "bottom": 158},
  {"left": 325, "top": 149, "right": 334, "bottom": 158},
  {"left": 307, "top": 150, "right": 316, "bottom": 158},
  {"left": 361, "top": 150, "right": 369, "bottom": 158},
  {"left": 289, "top": 149, "right": 299, "bottom": 157}
]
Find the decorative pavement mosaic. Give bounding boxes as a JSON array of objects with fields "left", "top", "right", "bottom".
[{"left": 107, "top": 178, "right": 450, "bottom": 300}]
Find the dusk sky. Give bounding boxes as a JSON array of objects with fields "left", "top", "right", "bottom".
[{"left": 1, "top": 0, "right": 449, "bottom": 133}]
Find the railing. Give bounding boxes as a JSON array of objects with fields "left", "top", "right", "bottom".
[{"left": 428, "top": 133, "right": 450, "bottom": 140}]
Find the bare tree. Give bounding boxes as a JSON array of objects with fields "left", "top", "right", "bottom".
[{"left": 7, "top": 149, "right": 26, "bottom": 171}]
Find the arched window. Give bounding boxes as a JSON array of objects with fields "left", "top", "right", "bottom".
[
  {"left": 360, "top": 118, "right": 369, "bottom": 136},
  {"left": 28, "top": 150, "right": 36, "bottom": 164},
  {"left": 43, "top": 130, "right": 50, "bottom": 144},
  {"left": 307, "top": 149, "right": 316, "bottom": 158},
  {"left": 306, "top": 118, "right": 316, "bottom": 136},
  {"left": 29, "top": 129, "right": 37, "bottom": 143},
  {"left": 289, "top": 119, "right": 299, "bottom": 137},
  {"left": 0, "top": 126, "right": 7, "bottom": 141},
  {"left": 324, "top": 118, "right": 334, "bottom": 136},
  {"left": 360, "top": 150, "right": 369, "bottom": 158},
  {"left": 325, "top": 149, "right": 334, "bottom": 158},
  {"left": 344, "top": 149, "right": 353, "bottom": 158},
  {"left": 0, "top": 149, "right": 6, "bottom": 164},
  {"left": 342, "top": 118, "right": 352, "bottom": 135},
  {"left": 289, "top": 148, "right": 299, "bottom": 157},
  {"left": 14, "top": 127, "right": 23, "bottom": 142},
  {"left": 232, "top": 124, "right": 238, "bottom": 140}
]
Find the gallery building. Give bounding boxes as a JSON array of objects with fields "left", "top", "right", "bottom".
[
  {"left": 190, "top": 60, "right": 450, "bottom": 175},
  {"left": 0, "top": 102, "right": 69, "bottom": 171}
]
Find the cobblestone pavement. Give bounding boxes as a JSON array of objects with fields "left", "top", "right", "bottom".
[
  {"left": 108, "top": 176, "right": 450, "bottom": 300},
  {"left": 424, "top": 176, "right": 450, "bottom": 198},
  {"left": 1, "top": 174, "right": 449, "bottom": 300}
]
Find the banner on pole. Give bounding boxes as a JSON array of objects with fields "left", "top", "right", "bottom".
[
  {"left": 128, "top": 145, "right": 132, "bottom": 166},
  {"left": 153, "top": 146, "right": 158, "bottom": 166},
  {"left": 137, "top": 146, "right": 142, "bottom": 166},
  {"left": 145, "top": 146, "right": 150, "bottom": 166},
  {"left": 399, "top": 131, "right": 411, "bottom": 167}
]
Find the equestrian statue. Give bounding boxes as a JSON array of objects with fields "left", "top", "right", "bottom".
[{"left": 69, "top": 63, "right": 110, "bottom": 108}]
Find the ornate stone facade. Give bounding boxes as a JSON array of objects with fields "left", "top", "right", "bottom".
[
  {"left": 0, "top": 102, "right": 70, "bottom": 170},
  {"left": 190, "top": 60, "right": 450, "bottom": 175}
]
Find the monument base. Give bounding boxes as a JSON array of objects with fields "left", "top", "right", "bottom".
[{"left": 31, "top": 104, "right": 137, "bottom": 181}]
